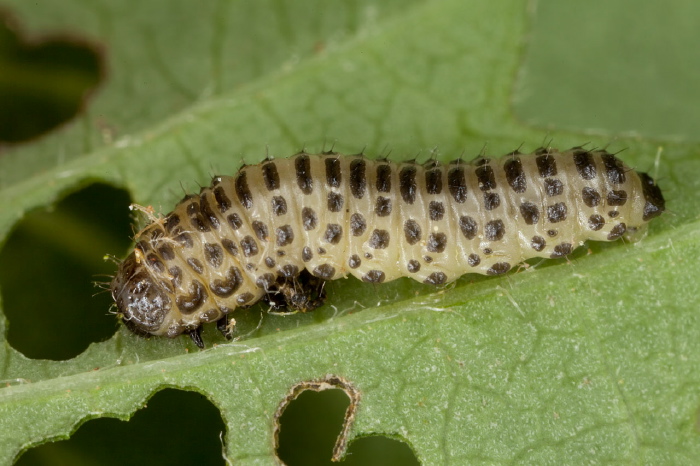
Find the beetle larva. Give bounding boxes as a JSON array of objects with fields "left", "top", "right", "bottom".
[{"left": 110, "top": 147, "right": 665, "bottom": 347}]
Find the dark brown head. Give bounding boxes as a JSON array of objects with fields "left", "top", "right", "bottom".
[
  {"left": 110, "top": 252, "right": 172, "bottom": 336},
  {"left": 638, "top": 172, "right": 666, "bottom": 221}
]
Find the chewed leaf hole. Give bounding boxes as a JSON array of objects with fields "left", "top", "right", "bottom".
[
  {"left": 0, "top": 183, "right": 132, "bottom": 360},
  {"left": 0, "top": 9, "right": 104, "bottom": 144},
  {"left": 15, "top": 388, "right": 226, "bottom": 465},
  {"left": 275, "top": 375, "right": 418, "bottom": 465}
]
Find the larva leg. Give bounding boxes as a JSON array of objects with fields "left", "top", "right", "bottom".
[
  {"left": 263, "top": 270, "right": 328, "bottom": 314},
  {"left": 216, "top": 317, "right": 234, "bottom": 340},
  {"left": 186, "top": 326, "right": 204, "bottom": 348}
]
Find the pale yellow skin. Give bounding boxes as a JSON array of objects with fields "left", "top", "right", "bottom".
[{"left": 111, "top": 148, "right": 664, "bottom": 338}]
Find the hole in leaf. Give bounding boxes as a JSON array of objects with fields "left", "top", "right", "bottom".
[
  {"left": 15, "top": 388, "right": 226, "bottom": 465},
  {"left": 0, "top": 183, "right": 132, "bottom": 360},
  {"left": 0, "top": 9, "right": 104, "bottom": 144},
  {"left": 276, "top": 376, "right": 418, "bottom": 465}
]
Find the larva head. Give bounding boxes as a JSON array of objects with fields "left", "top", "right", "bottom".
[
  {"left": 110, "top": 252, "right": 171, "bottom": 336},
  {"left": 638, "top": 172, "right": 665, "bottom": 221}
]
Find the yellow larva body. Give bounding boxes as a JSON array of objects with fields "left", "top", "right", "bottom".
[{"left": 111, "top": 147, "right": 665, "bottom": 346}]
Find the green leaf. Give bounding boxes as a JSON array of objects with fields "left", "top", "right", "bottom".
[{"left": 1, "top": 0, "right": 699, "bottom": 464}]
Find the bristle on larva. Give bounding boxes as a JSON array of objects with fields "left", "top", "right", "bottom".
[{"left": 110, "top": 147, "right": 665, "bottom": 347}]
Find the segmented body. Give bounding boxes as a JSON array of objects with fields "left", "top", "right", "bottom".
[{"left": 110, "top": 147, "right": 665, "bottom": 346}]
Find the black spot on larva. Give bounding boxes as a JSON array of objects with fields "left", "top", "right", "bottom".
[
  {"left": 350, "top": 159, "right": 366, "bottom": 198},
  {"left": 236, "top": 292, "right": 254, "bottom": 305},
  {"left": 423, "top": 255, "right": 433, "bottom": 263},
  {"left": 399, "top": 166, "right": 417, "bottom": 204},
  {"left": 363, "top": 270, "right": 386, "bottom": 283},
  {"left": 214, "top": 186, "right": 231, "bottom": 213},
  {"left": 429, "top": 201, "right": 445, "bottom": 221},
  {"left": 280, "top": 265, "right": 299, "bottom": 277},
  {"left": 350, "top": 213, "right": 366, "bottom": 236},
  {"left": 485, "top": 220, "right": 505, "bottom": 241},
  {"left": 609, "top": 210, "right": 619, "bottom": 218},
  {"left": 276, "top": 225, "right": 294, "bottom": 247},
  {"left": 551, "top": 243, "right": 573, "bottom": 258},
  {"left": 325, "top": 157, "right": 342, "bottom": 188},
  {"left": 531, "top": 236, "right": 546, "bottom": 251},
  {"left": 407, "top": 260, "right": 420, "bottom": 273},
  {"left": 547, "top": 229, "right": 558, "bottom": 237},
  {"left": 146, "top": 253, "right": 165, "bottom": 273},
  {"left": 536, "top": 154, "right": 557, "bottom": 177},
  {"left": 588, "top": 214, "right": 605, "bottom": 231},
  {"left": 459, "top": 216, "right": 478, "bottom": 240},
  {"left": 573, "top": 150, "right": 596, "bottom": 180},
  {"left": 403, "top": 219, "right": 421, "bottom": 245},
  {"left": 375, "top": 196, "right": 392, "bottom": 217},
  {"left": 468, "top": 253, "right": 480, "bottom": 266},
  {"left": 302, "top": 246, "right": 313, "bottom": 262},
  {"left": 476, "top": 164, "right": 496, "bottom": 191},
  {"left": 235, "top": 171, "right": 254, "bottom": 208},
  {"left": 602, "top": 153, "right": 626, "bottom": 184},
  {"left": 256, "top": 273, "right": 276, "bottom": 290},
  {"left": 607, "top": 223, "right": 627, "bottom": 240},
  {"left": 291, "top": 155, "right": 314, "bottom": 197},
  {"left": 200, "top": 194, "right": 220, "bottom": 229},
  {"left": 364, "top": 252, "right": 373, "bottom": 259},
  {"left": 424, "top": 272, "right": 447, "bottom": 285},
  {"left": 520, "top": 202, "right": 539, "bottom": 225},
  {"left": 348, "top": 254, "right": 361, "bottom": 269},
  {"left": 427, "top": 233, "right": 447, "bottom": 253},
  {"left": 504, "top": 158, "right": 527, "bottom": 193},
  {"left": 169, "top": 266, "right": 182, "bottom": 288},
  {"left": 487, "top": 262, "right": 511, "bottom": 276},
  {"left": 547, "top": 202, "right": 568, "bottom": 223},
  {"left": 176, "top": 280, "right": 207, "bottom": 314},
  {"left": 271, "top": 196, "right": 288, "bottom": 216},
  {"left": 376, "top": 164, "right": 392, "bottom": 192},
  {"left": 221, "top": 238, "right": 238, "bottom": 256},
  {"left": 265, "top": 257, "right": 275, "bottom": 268},
  {"left": 187, "top": 202, "right": 210, "bottom": 233},
  {"left": 158, "top": 244, "right": 175, "bottom": 261},
  {"left": 324, "top": 224, "right": 343, "bottom": 244},
  {"left": 607, "top": 190, "right": 628, "bottom": 206},
  {"left": 277, "top": 250, "right": 286, "bottom": 257},
  {"left": 369, "top": 229, "right": 390, "bottom": 249},
  {"left": 252, "top": 221, "right": 269, "bottom": 241},
  {"left": 241, "top": 236, "right": 259, "bottom": 257},
  {"left": 318, "top": 247, "right": 326, "bottom": 255},
  {"left": 582, "top": 187, "right": 601, "bottom": 207},
  {"left": 262, "top": 162, "right": 280, "bottom": 191},
  {"left": 211, "top": 267, "right": 243, "bottom": 298},
  {"left": 187, "top": 257, "right": 205, "bottom": 274},
  {"left": 313, "top": 264, "right": 336, "bottom": 279},
  {"left": 165, "top": 214, "right": 180, "bottom": 233},
  {"left": 302, "top": 207, "right": 318, "bottom": 231},
  {"left": 204, "top": 243, "right": 224, "bottom": 268},
  {"left": 448, "top": 167, "right": 467, "bottom": 203},
  {"left": 484, "top": 192, "right": 500, "bottom": 210},
  {"left": 544, "top": 178, "right": 564, "bottom": 197},
  {"left": 221, "top": 215, "right": 241, "bottom": 234},
  {"left": 174, "top": 230, "right": 194, "bottom": 248},
  {"left": 639, "top": 172, "right": 665, "bottom": 220},
  {"left": 425, "top": 168, "right": 443, "bottom": 194},
  {"left": 327, "top": 192, "right": 344, "bottom": 212}
]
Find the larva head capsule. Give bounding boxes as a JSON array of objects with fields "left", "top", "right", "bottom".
[{"left": 110, "top": 252, "right": 171, "bottom": 336}]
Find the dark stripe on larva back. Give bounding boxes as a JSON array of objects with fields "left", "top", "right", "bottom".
[
  {"left": 262, "top": 162, "right": 280, "bottom": 191},
  {"left": 376, "top": 164, "right": 392, "bottom": 193},
  {"left": 295, "top": 155, "right": 313, "bottom": 194},
  {"left": 325, "top": 158, "right": 342, "bottom": 188},
  {"left": 349, "top": 159, "right": 366, "bottom": 198},
  {"left": 476, "top": 164, "right": 496, "bottom": 191},
  {"left": 425, "top": 169, "right": 443, "bottom": 195},
  {"left": 235, "top": 172, "right": 253, "bottom": 208},
  {"left": 447, "top": 167, "right": 467, "bottom": 203},
  {"left": 601, "top": 153, "right": 626, "bottom": 184},
  {"left": 400, "top": 166, "right": 417, "bottom": 204},
  {"left": 573, "top": 150, "right": 596, "bottom": 180},
  {"left": 504, "top": 158, "right": 527, "bottom": 193},
  {"left": 536, "top": 154, "right": 557, "bottom": 177}
]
